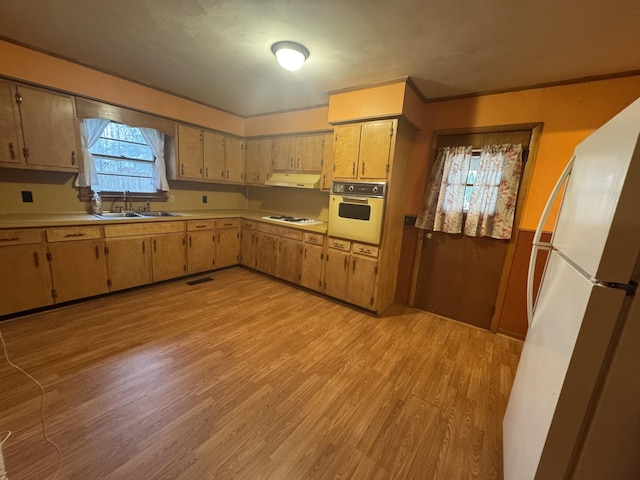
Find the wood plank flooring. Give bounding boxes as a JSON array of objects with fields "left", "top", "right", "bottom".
[{"left": 0, "top": 268, "right": 522, "bottom": 479}]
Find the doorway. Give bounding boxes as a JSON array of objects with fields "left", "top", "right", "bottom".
[{"left": 413, "top": 129, "right": 534, "bottom": 329}]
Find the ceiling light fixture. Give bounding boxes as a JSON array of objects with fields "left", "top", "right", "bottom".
[{"left": 271, "top": 41, "right": 309, "bottom": 72}]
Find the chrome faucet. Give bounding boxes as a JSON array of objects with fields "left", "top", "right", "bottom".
[{"left": 123, "top": 190, "right": 133, "bottom": 211}]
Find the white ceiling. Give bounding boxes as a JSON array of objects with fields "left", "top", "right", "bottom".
[{"left": 1, "top": 0, "right": 639, "bottom": 117}]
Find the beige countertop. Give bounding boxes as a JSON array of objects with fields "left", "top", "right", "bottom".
[{"left": 0, "top": 209, "right": 329, "bottom": 234}]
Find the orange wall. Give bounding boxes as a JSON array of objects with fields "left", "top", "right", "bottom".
[
  {"left": 407, "top": 76, "right": 640, "bottom": 230},
  {"left": 245, "top": 107, "right": 331, "bottom": 136},
  {"left": 0, "top": 40, "right": 244, "bottom": 136}
]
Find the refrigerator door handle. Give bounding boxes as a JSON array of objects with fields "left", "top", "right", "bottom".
[{"left": 527, "top": 156, "right": 575, "bottom": 327}]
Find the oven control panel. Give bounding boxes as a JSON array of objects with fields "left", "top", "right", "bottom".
[{"left": 331, "top": 181, "right": 386, "bottom": 198}]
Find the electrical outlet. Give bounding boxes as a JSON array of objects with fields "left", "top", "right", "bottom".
[
  {"left": 21, "top": 190, "right": 33, "bottom": 203},
  {"left": 169, "top": 194, "right": 176, "bottom": 203},
  {"left": 202, "top": 195, "right": 208, "bottom": 204}
]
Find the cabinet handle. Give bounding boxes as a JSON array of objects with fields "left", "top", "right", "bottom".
[
  {"left": 154, "top": 240, "right": 157, "bottom": 252},
  {"left": 205, "top": 167, "right": 208, "bottom": 178},
  {"left": 95, "top": 245, "right": 100, "bottom": 259},
  {"left": 352, "top": 162, "right": 355, "bottom": 175},
  {"left": 0, "top": 237, "right": 20, "bottom": 242},
  {"left": 344, "top": 257, "right": 348, "bottom": 270},
  {"left": 223, "top": 223, "right": 232, "bottom": 227},
  {"left": 352, "top": 258, "right": 356, "bottom": 272},
  {"left": 189, "top": 236, "right": 192, "bottom": 247},
  {"left": 195, "top": 224, "right": 207, "bottom": 229},
  {"left": 33, "top": 252, "right": 39, "bottom": 268},
  {"left": 23, "top": 147, "right": 29, "bottom": 160},
  {"left": 64, "top": 232, "right": 86, "bottom": 238},
  {"left": 361, "top": 162, "right": 365, "bottom": 175},
  {"left": 221, "top": 170, "right": 224, "bottom": 178},
  {"left": 181, "top": 164, "right": 184, "bottom": 175},
  {"left": 304, "top": 247, "right": 307, "bottom": 259},
  {"left": 226, "top": 170, "right": 229, "bottom": 179},
  {"left": 142, "top": 241, "right": 145, "bottom": 254},
  {"left": 71, "top": 151, "right": 76, "bottom": 166},
  {"left": 297, "top": 158, "right": 301, "bottom": 169},
  {"left": 8, "top": 142, "right": 15, "bottom": 160},
  {"left": 218, "top": 233, "right": 220, "bottom": 243}
]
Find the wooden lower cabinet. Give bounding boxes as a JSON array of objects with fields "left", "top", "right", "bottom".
[
  {"left": 300, "top": 243, "right": 324, "bottom": 291},
  {"left": 255, "top": 232, "right": 278, "bottom": 276},
  {"left": 216, "top": 227, "right": 239, "bottom": 268},
  {"left": 323, "top": 249, "right": 350, "bottom": 300},
  {"left": 241, "top": 228, "right": 257, "bottom": 268},
  {"left": 187, "top": 230, "right": 216, "bottom": 274},
  {"left": 346, "top": 255, "right": 378, "bottom": 309},
  {"left": 152, "top": 233, "right": 186, "bottom": 282},
  {"left": 48, "top": 239, "right": 109, "bottom": 303},
  {"left": 0, "top": 244, "right": 52, "bottom": 315},
  {"left": 276, "top": 237, "right": 303, "bottom": 284},
  {"left": 105, "top": 237, "right": 152, "bottom": 291}
]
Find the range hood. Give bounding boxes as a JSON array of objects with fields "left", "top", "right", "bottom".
[{"left": 264, "top": 172, "right": 321, "bottom": 189}]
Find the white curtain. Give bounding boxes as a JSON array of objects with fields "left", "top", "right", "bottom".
[
  {"left": 415, "top": 146, "right": 472, "bottom": 233},
  {"left": 464, "top": 144, "right": 523, "bottom": 239},
  {"left": 140, "top": 127, "right": 169, "bottom": 191},
  {"left": 75, "top": 118, "right": 110, "bottom": 189}
]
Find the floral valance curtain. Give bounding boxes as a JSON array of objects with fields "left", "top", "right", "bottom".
[{"left": 415, "top": 143, "right": 523, "bottom": 240}]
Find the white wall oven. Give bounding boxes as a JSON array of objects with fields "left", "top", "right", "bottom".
[{"left": 328, "top": 181, "right": 386, "bottom": 244}]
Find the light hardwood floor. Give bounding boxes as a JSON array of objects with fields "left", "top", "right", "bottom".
[{"left": 0, "top": 268, "right": 522, "bottom": 479}]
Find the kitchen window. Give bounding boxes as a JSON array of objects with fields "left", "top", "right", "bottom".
[{"left": 90, "top": 122, "right": 157, "bottom": 193}]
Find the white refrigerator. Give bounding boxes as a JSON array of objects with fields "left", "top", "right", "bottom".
[{"left": 503, "top": 97, "right": 640, "bottom": 480}]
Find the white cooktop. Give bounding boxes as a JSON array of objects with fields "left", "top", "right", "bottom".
[{"left": 261, "top": 215, "right": 325, "bottom": 226}]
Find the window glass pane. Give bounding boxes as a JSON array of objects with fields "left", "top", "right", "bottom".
[
  {"left": 463, "top": 186, "right": 473, "bottom": 212},
  {"left": 89, "top": 122, "right": 158, "bottom": 193}
]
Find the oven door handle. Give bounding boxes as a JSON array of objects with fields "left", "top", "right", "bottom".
[{"left": 340, "top": 196, "right": 369, "bottom": 204}]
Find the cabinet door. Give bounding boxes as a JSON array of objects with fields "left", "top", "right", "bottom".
[
  {"left": 346, "top": 255, "right": 378, "bottom": 309},
  {"left": 255, "top": 232, "right": 278, "bottom": 276},
  {"left": 296, "top": 135, "right": 324, "bottom": 172},
  {"left": 272, "top": 137, "right": 296, "bottom": 171},
  {"left": 276, "top": 237, "right": 303, "bottom": 284},
  {"left": 323, "top": 249, "right": 350, "bottom": 300},
  {"left": 244, "top": 138, "right": 260, "bottom": 185},
  {"left": 48, "top": 240, "right": 109, "bottom": 303},
  {"left": 187, "top": 230, "right": 216, "bottom": 274},
  {"left": 241, "top": 229, "right": 257, "bottom": 267},
  {"left": 203, "top": 131, "right": 225, "bottom": 182},
  {"left": 177, "top": 124, "right": 203, "bottom": 179},
  {"left": 359, "top": 120, "right": 393, "bottom": 179},
  {"left": 225, "top": 137, "right": 245, "bottom": 183},
  {"left": 320, "top": 133, "right": 334, "bottom": 191},
  {"left": 0, "top": 80, "right": 22, "bottom": 165},
  {"left": 216, "top": 228, "right": 239, "bottom": 268},
  {"left": 0, "top": 245, "right": 52, "bottom": 315},
  {"left": 152, "top": 233, "right": 186, "bottom": 282},
  {"left": 18, "top": 85, "right": 80, "bottom": 170},
  {"left": 300, "top": 243, "right": 324, "bottom": 291},
  {"left": 332, "top": 124, "right": 361, "bottom": 179},
  {"left": 257, "top": 138, "right": 272, "bottom": 183},
  {"left": 105, "top": 237, "right": 152, "bottom": 291}
]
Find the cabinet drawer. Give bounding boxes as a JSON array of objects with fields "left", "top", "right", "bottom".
[
  {"left": 216, "top": 218, "right": 240, "bottom": 229},
  {"left": 0, "top": 229, "right": 43, "bottom": 246},
  {"left": 242, "top": 219, "right": 257, "bottom": 229},
  {"left": 257, "top": 222, "right": 304, "bottom": 241},
  {"left": 46, "top": 226, "right": 102, "bottom": 242},
  {"left": 328, "top": 237, "right": 351, "bottom": 251},
  {"left": 104, "top": 221, "right": 185, "bottom": 238},
  {"left": 352, "top": 242, "right": 379, "bottom": 258},
  {"left": 304, "top": 232, "right": 325, "bottom": 246},
  {"left": 187, "top": 220, "right": 215, "bottom": 231}
]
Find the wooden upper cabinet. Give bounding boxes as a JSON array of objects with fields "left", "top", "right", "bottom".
[
  {"left": 296, "top": 135, "right": 324, "bottom": 172},
  {"left": 0, "top": 80, "right": 22, "bottom": 165},
  {"left": 245, "top": 138, "right": 272, "bottom": 185},
  {"left": 332, "top": 120, "right": 394, "bottom": 180},
  {"left": 272, "top": 136, "right": 296, "bottom": 171},
  {"left": 177, "top": 124, "right": 203, "bottom": 179},
  {"left": 359, "top": 121, "right": 393, "bottom": 179},
  {"left": 225, "top": 136, "right": 245, "bottom": 183},
  {"left": 321, "top": 133, "right": 334, "bottom": 191},
  {"left": 203, "top": 131, "right": 225, "bottom": 182},
  {"left": 333, "top": 124, "right": 361, "bottom": 179},
  {"left": 0, "top": 82, "right": 81, "bottom": 171}
]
